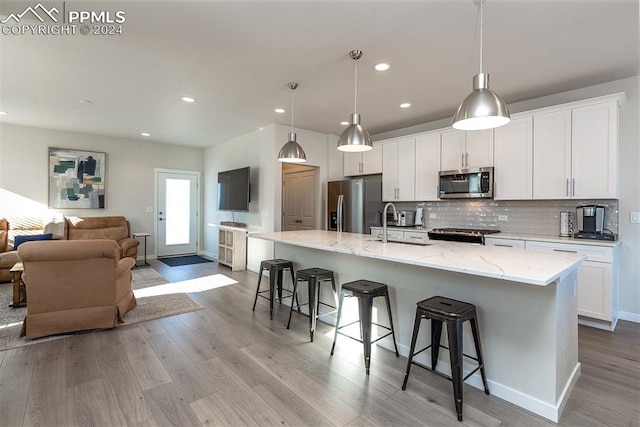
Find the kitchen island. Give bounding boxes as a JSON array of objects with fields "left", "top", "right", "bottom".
[{"left": 250, "top": 230, "right": 586, "bottom": 422}]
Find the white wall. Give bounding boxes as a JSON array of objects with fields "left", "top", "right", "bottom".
[
  {"left": 203, "top": 123, "right": 340, "bottom": 271},
  {"left": 0, "top": 123, "right": 204, "bottom": 257},
  {"left": 376, "top": 76, "right": 640, "bottom": 320}
]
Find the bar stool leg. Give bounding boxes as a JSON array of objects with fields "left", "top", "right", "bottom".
[
  {"left": 276, "top": 269, "right": 284, "bottom": 304},
  {"left": 383, "top": 288, "right": 400, "bottom": 357},
  {"left": 329, "top": 274, "right": 339, "bottom": 312},
  {"left": 252, "top": 266, "right": 264, "bottom": 311},
  {"left": 402, "top": 307, "right": 424, "bottom": 390},
  {"left": 330, "top": 290, "right": 346, "bottom": 355},
  {"left": 308, "top": 278, "right": 318, "bottom": 342},
  {"left": 359, "top": 295, "right": 373, "bottom": 375},
  {"left": 446, "top": 320, "right": 465, "bottom": 422},
  {"left": 431, "top": 319, "right": 443, "bottom": 370},
  {"left": 269, "top": 266, "right": 276, "bottom": 320},
  {"left": 286, "top": 277, "right": 300, "bottom": 329},
  {"left": 470, "top": 317, "right": 490, "bottom": 395}
]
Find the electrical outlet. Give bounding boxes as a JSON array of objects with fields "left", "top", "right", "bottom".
[
  {"left": 429, "top": 213, "right": 437, "bottom": 219},
  {"left": 498, "top": 215, "right": 508, "bottom": 221},
  {"left": 631, "top": 212, "right": 640, "bottom": 224}
]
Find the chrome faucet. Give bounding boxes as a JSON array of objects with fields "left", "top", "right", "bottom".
[{"left": 382, "top": 202, "right": 397, "bottom": 243}]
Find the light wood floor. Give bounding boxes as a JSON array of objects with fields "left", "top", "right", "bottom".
[{"left": 0, "top": 260, "right": 638, "bottom": 426}]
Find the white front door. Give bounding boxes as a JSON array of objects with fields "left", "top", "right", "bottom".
[{"left": 156, "top": 170, "right": 199, "bottom": 257}]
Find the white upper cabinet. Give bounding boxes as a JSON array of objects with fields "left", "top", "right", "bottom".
[
  {"left": 533, "top": 109, "right": 572, "bottom": 199},
  {"left": 343, "top": 143, "right": 383, "bottom": 176},
  {"left": 382, "top": 137, "right": 415, "bottom": 201},
  {"left": 441, "top": 129, "right": 493, "bottom": 170},
  {"left": 533, "top": 96, "right": 620, "bottom": 199},
  {"left": 494, "top": 116, "right": 533, "bottom": 200},
  {"left": 571, "top": 101, "right": 619, "bottom": 199},
  {"left": 414, "top": 133, "right": 441, "bottom": 201}
]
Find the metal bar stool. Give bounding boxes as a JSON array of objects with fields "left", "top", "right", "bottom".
[
  {"left": 330, "top": 279, "right": 399, "bottom": 374},
  {"left": 252, "top": 259, "right": 297, "bottom": 320},
  {"left": 287, "top": 267, "right": 339, "bottom": 342},
  {"left": 401, "top": 296, "right": 489, "bottom": 422}
]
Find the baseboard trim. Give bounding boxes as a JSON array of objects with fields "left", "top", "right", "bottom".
[{"left": 618, "top": 311, "right": 640, "bottom": 323}]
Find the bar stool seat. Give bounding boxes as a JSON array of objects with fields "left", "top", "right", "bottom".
[
  {"left": 252, "top": 259, "right": 296, "bottom": 320},
  {"left": 330, "top": 279, "right": 399, "bottom": 374},
  {"left": 402, "top": 296, "right": 489, "bottom": 422},
  {"left": 287, "top": 267, "right": 338, "bottom": 342}
]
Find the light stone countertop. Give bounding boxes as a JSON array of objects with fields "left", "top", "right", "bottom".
[{"left": 251, "top": 230, "right": 585, "bottom": 286}]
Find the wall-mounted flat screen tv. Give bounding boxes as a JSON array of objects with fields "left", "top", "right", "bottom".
[{"left": 217, "top": 167, "right": 250, "bottom": 211}]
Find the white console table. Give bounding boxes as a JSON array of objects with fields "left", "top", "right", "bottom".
[{"left": 217, "top": 225, "right": 247, "bottom": 271}]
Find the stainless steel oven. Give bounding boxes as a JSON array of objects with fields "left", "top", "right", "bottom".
[{"left": 438, "top": 167, "right": 494, "bottom": 199}]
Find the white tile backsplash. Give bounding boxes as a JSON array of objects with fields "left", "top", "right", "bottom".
[{"left": 394, "top": 199, "right": 619, "bottom": 237}]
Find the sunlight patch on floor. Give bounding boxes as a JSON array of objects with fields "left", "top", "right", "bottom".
[
  {"left": 134, "top": 273, "right": 237, "bottom": 298},
  {"left": 0, "top": 321, "right": 23, "bottom": 330}
]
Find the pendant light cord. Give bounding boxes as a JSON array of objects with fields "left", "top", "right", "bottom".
[
  {"left": 479, "top": 0, "right": 483, "bottom": 74},
  {"left": 290, "top": 89, "right": 294, "bottom": 133},
  {"left": 354, "top": 58, "right": 358, "bottom": 114}
]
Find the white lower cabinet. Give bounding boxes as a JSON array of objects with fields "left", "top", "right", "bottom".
[{"left": 525, "top": 240, "right": 618, "bottom": 330}]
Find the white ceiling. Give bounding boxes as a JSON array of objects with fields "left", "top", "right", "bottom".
[{"left": 0, "top": 0, "right": 638, "bottom": 148}]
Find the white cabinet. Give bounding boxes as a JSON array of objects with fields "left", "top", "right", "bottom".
[
  {"left": 493, "top": 116, "right": 533, "bottom": 200},
  {"left": 533, "top": 98, "right": 620, "bottom": 199},
  {"left": 533, "top": 109, "right": 572, "bottom": 199},
  {"left": 441, "top": 129, "right": 493, "bottom": 170},
  {"left": 382, "top": 138, "right": 415, "bottom": 201},
  {"left": 343, "top": 144, "right": 383, "bottom": 176},
  {"left": 414, "top": 133, "right": 441, "bottom": 201},
  {"left": 525, "top": 240, "right": 618, "bottom": 330},
  {"left": 218, "top": 226, "right": 247, "bottom": 271},
  {"left": 571, "top": 101, "right": 619, "bottom": 198}
]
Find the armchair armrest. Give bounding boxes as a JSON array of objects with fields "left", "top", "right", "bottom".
[{"left": 116, "top": 257, "right": 136, "bottom": 279}]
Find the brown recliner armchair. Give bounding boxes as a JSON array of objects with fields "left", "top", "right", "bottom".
[
  {"left": 18, "top": 239, "right": 137, "bottom": 339},
  {"left": 64, "top": 216, "right": 139, "bottom": 260}
]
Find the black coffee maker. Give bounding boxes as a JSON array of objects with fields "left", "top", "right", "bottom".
[{"left": 574, "top": 205, "right": 613, "bottom": 240}]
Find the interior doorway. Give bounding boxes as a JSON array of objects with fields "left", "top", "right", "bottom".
[
  {"left": 155, "top": 169, "right": 200, "bottom": 257},
  {"left": 282, "top": 164, "right": 317, "bottom": 231}
]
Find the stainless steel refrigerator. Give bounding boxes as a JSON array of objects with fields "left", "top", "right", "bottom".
[{"left": 327, "top": 175, "right": 383, "bottom": 234}]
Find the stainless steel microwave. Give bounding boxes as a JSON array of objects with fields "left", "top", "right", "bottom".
[{"left": 438, "top": 167, "right": 494, "bottom": 199}]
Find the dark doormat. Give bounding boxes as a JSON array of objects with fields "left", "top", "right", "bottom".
[{"left": 158, "top": 255, "right": 214, "bottom": 267}]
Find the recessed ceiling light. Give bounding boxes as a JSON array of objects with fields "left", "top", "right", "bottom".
[
  {"left": 79, "top": 99, "right": 94, "bottom": 104},
  {"left": 375, "top": 63, "right": 390, "bottom": 71},
  {"left": 0, "top": 111, "right": 7, "bottom": 115},
  {"left": 400, "top": 103, "right": 411, "bottom": 108},
  {"left": 141, "top": 132, "right": 150, "bottom": 137},
  {"left": 340, "top": 121, "right": 349, "bottom": 126},
  {"left": 274, "top": 108, "right": 285, "bottom": 114},
  {"left": 181, "top": 96, "right": 196, "bottom": 103}
]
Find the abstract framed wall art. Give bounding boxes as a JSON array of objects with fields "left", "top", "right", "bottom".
[{"left": 48, "top": 148, "right": 106, "bottom": 209}]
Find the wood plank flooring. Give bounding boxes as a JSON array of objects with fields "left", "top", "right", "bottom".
[{"left": 0, "top": 260, "right": 638, "bottom": 426}]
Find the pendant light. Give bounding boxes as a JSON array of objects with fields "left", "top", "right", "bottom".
[
  {"left": 278, "top": 82, "right": 307, "bottom": 163},
  {"left": 452, "top": 0, "right": 510, "bottom": 130},
  {"left": 338, "top": 50, "right": 373, "bottom": 152}
]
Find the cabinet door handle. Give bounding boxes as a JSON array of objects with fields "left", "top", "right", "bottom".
[
  {"left": 553, "top": 249, "right": 578, "bottom": 254},
  {"left": 572, "top": 178, "right": 575, "bottom": 197},
  {"left": 494, "top": 244, "right": 514, "bottom": 247},
  {"left": 465, "top": 152, "right": 469, "bottom": 168},
  {"left": 461, "top": 153, "right": 465, "bottom": 168},
  {"left": 566, "top": 178, "right": 570, "bottom": 197}
]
